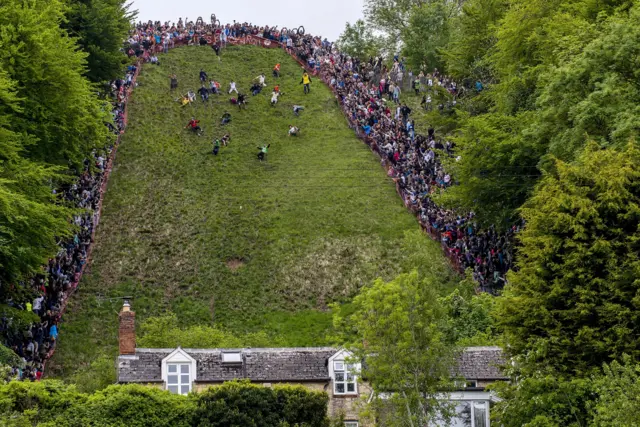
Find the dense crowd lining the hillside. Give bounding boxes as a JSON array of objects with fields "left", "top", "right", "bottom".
[
  {"left": 4, "top": 16, "right": 518, "bottom": 380},
  {"left": 1, "top": 65, "right": 138, "bottom": 381}
]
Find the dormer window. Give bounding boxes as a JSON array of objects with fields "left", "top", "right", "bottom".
[
  {"left": 161, "top": 348, "right": 196, "bottom": 395},
  {"left": 333, "top": 361, "right": 357, "bottom": 395},
  {"left": 329, "top": 350, "right": 360, "bottom": 396}
]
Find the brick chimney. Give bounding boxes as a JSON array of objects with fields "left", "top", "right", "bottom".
[{"left": 119, "top": 299, "right": 136, "bottom": 355}]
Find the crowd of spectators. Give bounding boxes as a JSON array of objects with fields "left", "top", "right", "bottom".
[
  {"left": 0, "top": 65, "right": 138, "bottom": 381},
  {"left": 281, "top": 31, "right": 518, "bottom": 292}
]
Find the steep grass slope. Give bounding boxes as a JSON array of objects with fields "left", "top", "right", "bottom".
[{"left": 49, "top": 45, "right": 451, "bottom": 378}]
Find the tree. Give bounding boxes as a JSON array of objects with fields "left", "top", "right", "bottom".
[
  {"left": 590, "top": 355, "right": 640, "bottom": 427},
  {"left": 496, "top": 143, "right": 640, "bottom": 376},
  {"left": 0, "top": 0, "right": 112, "bottom": 166},
  {"left": 436, "top": 111, "right": 544, "bottom": 227},
  {"left": 337, "top": 271, "right": 457, "bottom": 426},
  {"left": 443, "top": 0, "right": 507, "bottom": 81},
  {"left": 63, "top": 0, "right": 136, "bottom": 82},
  {"left": 336, "top": 20, "right": 382, "bottom": 61},
  {"left": 363, "top": 0, "right": 424, "bottom": 39},
  {"left": 192, "top": 381, "right": 329, "bottom": 427},
  {"left": 0, "top": 70, "right": 76, "bottom": 284},
  {"left": 401, "top": 1, "right": 454, "bottom": 72}
]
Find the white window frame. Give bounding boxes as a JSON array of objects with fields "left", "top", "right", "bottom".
[
  {"left": 166, "top": 362, "right": 192, "bottom": 395},
  {"left": 344, "top": 422, "right": 359, "bottom": 427},
  {"left": 329, "top": 349, "right": 360, "bottom": 396},
  {"left": 161, "top": 347, "right": 196, "bottom": 395}
]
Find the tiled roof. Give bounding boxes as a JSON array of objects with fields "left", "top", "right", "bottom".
[
  {"left": 118, "top": 347, "right": 336, "bottom": 383},
  {"left": 117, "top": 346, "right": 507, "bottom": 383},
  {"left": 455, "top": 346, "right": 508, "bottom": 380}
]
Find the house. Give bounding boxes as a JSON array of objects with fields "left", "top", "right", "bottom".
[{"left": 117, "top": 302, "right": 507, "bottom": 426}]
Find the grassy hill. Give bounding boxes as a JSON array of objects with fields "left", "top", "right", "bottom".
[{"left": 48, "top": 45, "right": 452, "bottom": 378}]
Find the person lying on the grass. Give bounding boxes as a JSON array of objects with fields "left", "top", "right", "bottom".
[
  {"left": 237, "top": 93, "right": 247, "bottom": 109},
  {"left": 257, "top": 143, "right": 270, "bottom": 161},
  {"left": 288, "top": 125, "right": 299, "bottom": 136},
  {"left": 220, "top": 112, "right": 232, "bottom": 125},
  {"left": 199, "top": 69, "right": 208, "bottom": 83},
  {"left": 229, "top": 80, "right": 238, "bottom": 94},
  {"left": 180, "top": 94, "right": 191, "bottom": 106},
  {"left": 209, "top": 80, "right": 220, "bottom": 94},
  {"left": 187, "top": 90, "right": 196, "bottom": 103},
  {"left": 293, "top": 105, "right": 304, "bottom": 116},
  {"left": 256, "top": 73, "right": 266, "bottom": 87},
  {"left": 198, "top": 85, "right": 209, "bottom": 102},
  {"left": 270, "top": 91, "right": 279, "bottom": 106},
  {"left": 221, "top": 133, "right": 231, "bottom": 146},
  {"left": 185, "top": 117, "right": 201, "bottom": 133},
  {"left": 250, "top": 83, "right": 262, "bottom": 96}
]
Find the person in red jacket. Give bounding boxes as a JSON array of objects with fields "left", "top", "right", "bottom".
[{"left": 185, "top": 118, "right": 202, "bottom": 135}]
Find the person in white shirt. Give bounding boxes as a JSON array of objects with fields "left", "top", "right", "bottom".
[
  {"left": 270, "top": 91, "right": 279, "bottom": 106},
  {"left": 229, "top": 81, "right": 238, "bottom": 94},
  {"left": 257, "top": 74, "right": 266, "bottom": 87},
  {"left": 288, "top": 125, "right": 299, "bottom": 136}
]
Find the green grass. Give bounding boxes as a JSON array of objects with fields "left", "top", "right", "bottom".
[{"left": 48, "top": 45, "right": 450, "bottom": 378}]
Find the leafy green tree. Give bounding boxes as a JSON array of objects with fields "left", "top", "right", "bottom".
[
  {"left": 337, "top": 271, "right": 456, "bottom": 426},
  {"left": 0, "top": 70, "right": 76, "bottom": 284},
  {"left": 436, "top": 111, "right": 544, "bottom": 226},
  {"left": 363, "top": 0, "right": 424, "bottom": 39},
  {"left": 490, "top": 375, "right": 592, "bottom": 427},
  {"left": 439, "top": 276, "right": 498, "bottom": 346},
  {"left": 496, "top": 143, "right": 640, "bottom": 376},
  {"left": 590, "top": 355, "right": 640, "bottom": 427},
  {"left": 443, "top": 0, "right": 507, "bottom": 81},
  {"left": 0, "top": 0, "right": 112, "bottom": 166},
  {"left": 192, "top": 380, "right": 329, "bottom": 427},
  {"left": 532, "top": 3, "right": 640, "bottom": 162},
  {"left": 401, "top": 1, "right": 454, "bottom": 72},
  {"left": 62, "top": 0, "right": 136, "bottom": 82},
  {"left": 336, "top": 20, "right": 383, "bottom": 61}
]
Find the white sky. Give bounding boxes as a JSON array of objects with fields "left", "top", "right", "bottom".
[{"left": 130, "top": 0, "right": 365, "bottom": 41}]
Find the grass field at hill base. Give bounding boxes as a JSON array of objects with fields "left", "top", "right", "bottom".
[{"left": 48, "top": 45, "right": 455, "bottom": 379}]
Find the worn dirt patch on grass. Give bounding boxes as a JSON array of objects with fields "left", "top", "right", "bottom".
[{"left": 226, "top": 258, "right": 245, "bottom": 271}]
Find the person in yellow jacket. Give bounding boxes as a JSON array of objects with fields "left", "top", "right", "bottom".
[{"left": 300, "top": 72, "right": 312, "bottom": 94}]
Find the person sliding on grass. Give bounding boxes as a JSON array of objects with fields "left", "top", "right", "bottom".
[
  {"left": 221, "top": 133, "right": 231, "bottom": 146},
  {"left": 198, "top": 85, "right": 209, "bottom": 102},
  {"left": 300, "top": 72, "right": 312, "bottom": 94},
  {"left": 185, "top": 117, "right": 202, "bottom": 135},
  {"left": 288, "top": 125, "right": 299, "bottom": 136},
  {"left": 237, "top": 93, "right": 247, "bottom": 109},
  {"left": 212, "top": 138, "right": 221, "bottom": 155},
  {"left": 270, "top": 90, "right": 279, "bottom": 106},
  {"left": 169, "top": 74, "right": 178, "bottom": 90},
  {"left": 293, "top": 105, "right": 304, "bottom": 116},
  {"left": 220, "top": 112, "right": 232, "bottom": 125},
  {"left": 257, "top": 144, "right": 270, "bottom": 161}
]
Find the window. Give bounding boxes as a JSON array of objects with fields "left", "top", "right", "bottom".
[
  {"left": 473, "top": 401, "right": 487, "bottom": 427},
  {"left": 221, "top": 351, "right": 242, "bottom": 364},
  {"left": 333, "top": 361, "right": 357, "bottom": 395},
  {"left": 167, "top": 363, "right": 191, "bottom": 395},
  {"left": 344, "top": 422, "right": 359, "bottom": 427}
]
